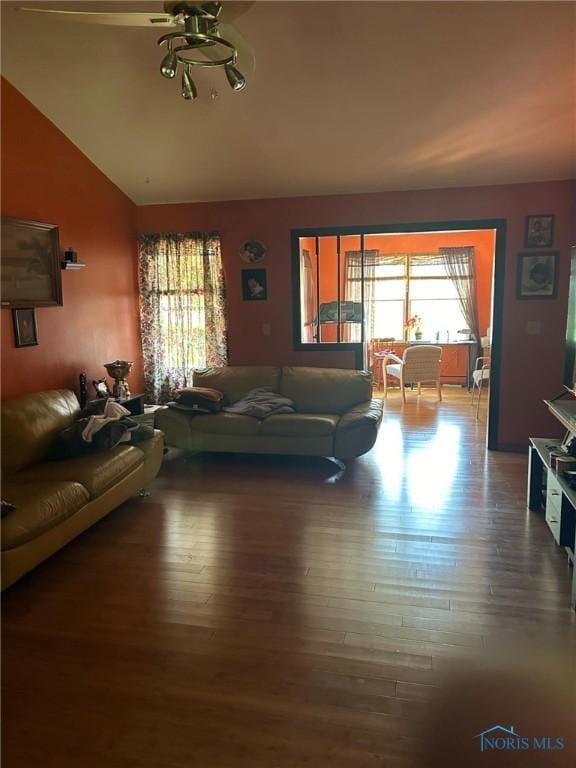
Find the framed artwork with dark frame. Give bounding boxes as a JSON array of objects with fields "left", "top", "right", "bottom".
[
  {"left": 12, "top": 308, "right": 38, "bottom": 347},
  {"left": 242, "top": 268, "right": 267, "bottom": 300},
  {"left": 1, "top": 216, "right": 63, "bottom": 307},
  {"left": 516, "top": 251, "right": 559, "bottom": 299},
  {"left": 524, "top": 214, "right": 554, "bottom": 248}
]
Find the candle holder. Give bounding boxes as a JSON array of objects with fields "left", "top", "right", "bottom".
[{"left": 104, "top": 359, "right": 133, "bottom": 400}]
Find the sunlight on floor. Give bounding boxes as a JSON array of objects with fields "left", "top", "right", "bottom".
[{"left": 373, "top": 398, "right": 464, "bottom": 513}]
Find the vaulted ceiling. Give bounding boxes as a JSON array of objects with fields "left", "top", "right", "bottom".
[{"left": 2, "top": 1, "right": 575, "bottom": 204}]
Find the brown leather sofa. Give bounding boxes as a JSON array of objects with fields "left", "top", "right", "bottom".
[
  {"left": 156, "top": 365, "right": 383, "bottom": 461},
  {"left": 1, "top": 389, "right": 164, "bottom": 589}
]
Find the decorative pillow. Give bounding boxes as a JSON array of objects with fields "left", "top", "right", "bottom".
[
  {"left": 167, "top": 401, "right": 213, "bottom": 414},
  {"left": 175, "top": 386, "right": 225, "bottom": 412}
]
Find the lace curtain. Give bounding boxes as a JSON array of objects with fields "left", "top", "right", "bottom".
[
  {"left": 438, "top": 245, "right": 480, "bottom": 339},
  {"left": 344, "top": 250, "right": 379, "bottom": 341},
  {"left": 139, "top": 232, "right": 228, "bottom": 403}
]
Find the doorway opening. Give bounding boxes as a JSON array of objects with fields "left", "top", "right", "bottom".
[{"left": 291, "top": 219, "right": 506, "bottom": 449}]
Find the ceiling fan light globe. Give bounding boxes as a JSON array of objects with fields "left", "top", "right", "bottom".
[
  {"left": 225, "top": 64, "right": 245, "bottom": 91},
  {"left": 182, "top": 69, "right": 198, "bottom": 100},
  {"left": 160, "top": 50, "right": 178, "bottom": 78}
]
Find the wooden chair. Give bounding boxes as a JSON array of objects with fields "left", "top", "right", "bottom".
[{"left": 383, "top": 345, "right": 442, "bottom": 403}]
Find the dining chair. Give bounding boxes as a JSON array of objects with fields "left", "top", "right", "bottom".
[
  {"left": 383, "top": 345, "right": 443, "bottom": 403},
  {"left": 471, "top": 355, "right": 490, "bottom": 418}
]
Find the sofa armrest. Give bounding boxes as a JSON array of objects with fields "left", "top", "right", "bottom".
[
  {"left": 133, "top": 429, "right": 165, "bottom": 486},
  {"left": 334, "top": 399, "right": 383, "bottom": 460}
]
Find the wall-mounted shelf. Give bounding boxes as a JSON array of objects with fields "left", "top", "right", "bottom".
[{"left": 61, "top": 261, "right": 86, "bottom": 270}]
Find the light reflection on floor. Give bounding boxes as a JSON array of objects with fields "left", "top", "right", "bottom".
[{"left": 374, "top": 411, "right": 462, "bottom": 513}]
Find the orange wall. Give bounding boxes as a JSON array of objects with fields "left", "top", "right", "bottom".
[
  {"left": 136, "top": 180, "right": 576, "bottom": 449},
  {"left": 1, "top": 80, "right": 143, "bottom": 400}
]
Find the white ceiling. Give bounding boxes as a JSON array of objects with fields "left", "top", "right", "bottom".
[{"left": 2, "top": 1, "right": 575, "bottom": 204}]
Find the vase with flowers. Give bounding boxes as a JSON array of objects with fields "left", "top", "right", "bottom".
[{"left": 405, "top": 314, "right": 423, "bottom": 341}]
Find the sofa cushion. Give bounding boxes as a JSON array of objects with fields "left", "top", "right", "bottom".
[
  {"left": 260, "top": 413, "right": 340, "bottom": 438},
  {"left": 280, "top": 367, "right": 373, "bottom": 414},
  {"left": 1, "top": 389, "right": 80, "bottom": 475},
  {"left": 193, "top": 366, "right": 281, "bottom": 405},
  {"left": 16, "top": 445, "right": 144, "bottom": 499},
  {"left": 1, "top": 480, "right": 90, "bottom": 550},
  {"left": 189, "top": 412, "right": 261, "bottom": 436}
]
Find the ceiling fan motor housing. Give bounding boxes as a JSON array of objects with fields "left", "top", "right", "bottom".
[{"left": 164, "top": 1, "right": 222, "bottom": 19}]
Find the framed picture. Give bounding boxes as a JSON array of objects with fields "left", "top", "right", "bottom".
[
  {"left": 239, "top": 239, "right": 266, "bottom": 264},
  {"left": 516, "top": 251, "right": 559, "bottom": 299},
  {"left": 242, "top": 268, "right": 267, "bottom": 300},
  {"left": 92, "top": 378, "right": 112, "bottom": 398},
  {"left": 524, "top": 214, "right": 554, "bottom": 248},
  {"left": 1, "top": 216, "right": 62, "bottom": 307},
  {"left": 12, "top": 308, "right": 38, "bottom": 347}
]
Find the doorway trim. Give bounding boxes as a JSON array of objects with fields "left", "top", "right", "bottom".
[{"left": 291, "top": 218, "right": 507, "bottom": 450}]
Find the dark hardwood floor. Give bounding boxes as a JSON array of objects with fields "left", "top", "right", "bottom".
[{"left": 3, "top": 388, "right": 576, "bottom": 767}]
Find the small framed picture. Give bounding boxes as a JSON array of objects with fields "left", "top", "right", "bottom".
[
  {"left": 239, "top": 239, "right": 266, "bottom": 264},
  {"left": 242, "top": 268, "right": 267, "bottom": 300},
  {"left": 12, "top": 308, "right": 38, "bottom": 347},
  {"left": 92, "top": 378, "right": 112, "bottom": 398},
  {"left": 524, "top": 214, "right": 554, "bottom": 248},
  {"left": 516, "top": 251, "right": 559, "bottom": 299}
]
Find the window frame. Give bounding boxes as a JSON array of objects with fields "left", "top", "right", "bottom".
[{"left": 347, "top": 253, "right": 471, "bottom": 340}]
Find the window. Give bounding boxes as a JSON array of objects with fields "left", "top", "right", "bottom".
[
  {"left": 346, "top": 252, "right": 469, "bottom": 342},
  {"left": 139, "top": 232, "right": 228, "bottom": 403}
]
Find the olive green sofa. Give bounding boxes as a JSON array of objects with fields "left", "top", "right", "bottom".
[
  {"left": 1, "top": 389, "right": 164, "bottom": 589},
  {"left": 155, "top": 365, "right": 383, "bottom": 461}
]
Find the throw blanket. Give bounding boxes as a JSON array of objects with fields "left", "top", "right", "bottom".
[
  {"left": 223, "top": 387, "right": 295, "bottom": 419},
  {"left": 82, "top": 399, "right": 132, "bottom": 442},
  {"left": 49, "top": 399, "right": 154, "bottom": 460}
]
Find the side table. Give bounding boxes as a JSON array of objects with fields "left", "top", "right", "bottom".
[
  {"left": 115, "top": 393, "right": 145, "bottom": 416},
  {"left": 129, "top": 404, "right": 166, "bottom": 429}
]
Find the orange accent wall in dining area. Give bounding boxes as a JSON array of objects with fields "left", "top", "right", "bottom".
[{"left": 1, "top": 79, "right": 143, "bottom": 400}]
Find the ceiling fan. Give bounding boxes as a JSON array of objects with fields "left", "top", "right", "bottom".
[{"left": 18, "top": 1, "right": 255, "bottom": 101}]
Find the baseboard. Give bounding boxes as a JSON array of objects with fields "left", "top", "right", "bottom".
[{"left": 496, "top": 442, "right": 529, "bottom": 453}]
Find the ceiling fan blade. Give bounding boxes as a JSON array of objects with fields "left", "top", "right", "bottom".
[
  {"left": 216, "top": 2, "right": 255, "bottom": 24},
  {"left": 213, "top": 22, "right": 255, "bottom": 78},
  {"left": 17, "top": 8, "right": 179, "bottom": 28}
]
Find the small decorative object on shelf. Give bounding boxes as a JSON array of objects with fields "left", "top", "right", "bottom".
[
  {"left": 104, "top": 359, "right": 133, "bottom": 399},
  {"left": 61, "top": 246, "right": 86, "bottom": 270}
]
